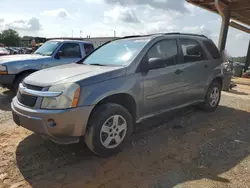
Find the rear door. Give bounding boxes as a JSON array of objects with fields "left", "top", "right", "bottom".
[{"left": 177, "top": 38, "right": 209, "bottom": 102}]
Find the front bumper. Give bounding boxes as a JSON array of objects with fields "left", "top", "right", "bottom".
[
  {"left": 11, "top": 97, "right": 94, "bottom": 144},
  {"left": 0, "top": 74, "right": 16, "bottom": 85}
]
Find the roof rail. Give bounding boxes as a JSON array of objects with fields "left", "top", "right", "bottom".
[
  {"left": 121, "top": 32, "right": 208, "bottom": 39},
  {"left": 121, "top": 35, "right": 150, "bottom": 39},
  {"left": 164, "top": 33, "right": 208, "bottom": 38}
]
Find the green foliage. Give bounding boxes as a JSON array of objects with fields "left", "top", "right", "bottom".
[
  {"left": 0, "top": 29, "right": 21, "bottom": 46},
  {"left": 232, "top": 56, "right": 246, "bottom": 63}
]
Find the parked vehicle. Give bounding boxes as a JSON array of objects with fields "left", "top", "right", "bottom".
[
  {"left": 0, "top": 47, "right": 10, "bottom": 56},
  {"left": 0, "top": 39, "right": 94, "bottom": 90},
  {"left": 11, "top": 33, "right": 223, "bottom": 157},
  {"left": 7, "top": 47, "right": 19, "bottom": 54}
]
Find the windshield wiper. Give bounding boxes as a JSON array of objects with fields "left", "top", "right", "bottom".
[
  {"left": 35, "top": 52, "right": 45, "bottom": 56},
  {"left": 89, "top": 63, "right": 107, "bottom": 66}
]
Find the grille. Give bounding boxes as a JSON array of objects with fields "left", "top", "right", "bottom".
[{"left": 17, "top": 83, "right": 43, "bottom": 107}]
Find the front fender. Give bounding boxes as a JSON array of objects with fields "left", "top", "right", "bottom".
[
  {"left": 6, "top": 58, "right": 52, "bottom": 74},
  {"left": 78, "top": 74, "right": 144, "bottom": 118}
]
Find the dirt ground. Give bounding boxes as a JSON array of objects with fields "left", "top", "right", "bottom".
[{"left": 0, "top": 85, "right": 250, "bottom": 188}]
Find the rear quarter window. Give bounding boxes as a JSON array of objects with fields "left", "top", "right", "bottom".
[{"left": 203, "top": 40, "right": 221, "bottom": 59}]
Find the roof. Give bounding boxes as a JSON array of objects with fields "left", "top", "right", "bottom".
[
  {"left": 48, "top": 39, "right": 93, "bottom": 44},
  {"left": 187, "top": 0, "right": 250, "bottom": 28},
  {"left": 121, "top": 33, "right": 209, "bottom": 40},
  {"left": 47, "top": 37, "right": 117, "bottom": 40}
]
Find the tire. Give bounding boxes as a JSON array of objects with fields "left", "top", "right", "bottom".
[
  {"left": 13, "top": 72, "right": 31, "bottom": 92},
  {"left": 84, "top": 103, "right": 133, "bottom": 157},
  {"left": 200, "top": 80, "right": 222, "bottom": 112}
]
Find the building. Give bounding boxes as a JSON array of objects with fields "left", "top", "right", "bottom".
[{"left": 20, "top": 36, "right": 47, "bottom": 47}]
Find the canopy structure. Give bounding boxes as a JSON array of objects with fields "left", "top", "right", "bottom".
[{"left": 187, "top": 0, "right": 250, "bottom": 71}]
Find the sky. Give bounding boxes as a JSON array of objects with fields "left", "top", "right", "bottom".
[{"left": 0, "top": 0, "right": 249, "bottom": 57}]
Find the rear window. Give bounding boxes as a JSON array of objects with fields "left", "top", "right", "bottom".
[
  {"left": 180, "top": 39, "right": 207, "bottom": 63},
  {"left": 203, "top": 40, "right": 221, "bottom": 59}
]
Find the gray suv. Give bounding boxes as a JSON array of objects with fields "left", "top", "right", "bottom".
[{"left": 11, "top": 33, "right": 223, "bottom": 157}]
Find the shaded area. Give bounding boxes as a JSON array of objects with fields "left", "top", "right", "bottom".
[
  {"left": 13, "top": 105, "right": 250, "bottom": 188},
  {"left": 0, "top": 88, "right": 15, "bottom": 126},
  {"left": 0, "top": 89, "right": 15, "bottom": 111},
  {"left": 229, "top": 89, "right": 249, "bottom": 96}
]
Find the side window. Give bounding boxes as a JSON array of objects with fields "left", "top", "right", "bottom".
[
  {"left": 180, "top": 39, "right": 206, "bottom": 63},
  {"left": 59, "top": 43, "right": 81, "bottom": 58},
  {"left": 84, "top": 43, "right": 94, "bottom": 55},
  {"left": 147, "top": 40, "right": 178, "bottom": 66},
  {"left": 203, "top": 40, "right": 221, "bottom": 59}
]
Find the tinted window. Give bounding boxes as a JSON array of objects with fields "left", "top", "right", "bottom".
[
  {"left": 59, "top": 43, "right": 81, "bottom": 58},
  {"left": 84, "top": 38, "right": 149, "bottom": 66},
  {"left": 180, "top": 39, "right": 206, "bottom": 63},
  {"left": 84, "top": 43, "right": 94, "bottom": 55},
  {"left": 203, "top": 40, "right": 221, "bottom": 59},
  {"left": 147, "top": 40, "right": 178, "bottom": 66}
]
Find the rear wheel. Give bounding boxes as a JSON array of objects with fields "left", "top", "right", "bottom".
[
  {"left": 84, "top": 103, "right": 133, "bottom": 157},
  {"left": 200, "top": 80, "right": 221, "bottom": 112}
]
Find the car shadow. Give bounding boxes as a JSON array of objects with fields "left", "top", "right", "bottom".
[
  {"left": 15, "top": 106, "right": 250, "bottom": 188},
  {"left": 0, "top": 89, "right": 15, "bottom": 111},
  {"left": 229, "top": 89, "right": 249, "bottom": 96}
]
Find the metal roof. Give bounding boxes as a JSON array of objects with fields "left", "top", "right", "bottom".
[{"left": 187, "top": 0, "right": 250, "bottom": 27}]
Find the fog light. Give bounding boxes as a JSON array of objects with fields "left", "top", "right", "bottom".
[{"left": 47, "top": 119, "right": 56, "bottom": 127}]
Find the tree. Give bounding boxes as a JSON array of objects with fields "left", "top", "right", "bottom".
[
  {"left": 0, "top": 29, "right": 21, "bottom": 46},
  {"left": 232, "top": 56, "right": 246, "bottom": 64}
]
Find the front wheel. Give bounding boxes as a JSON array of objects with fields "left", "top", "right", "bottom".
[
  {"left": 84, "top": 103, "right": 133, "bottom": 157},
  {"left": 13, "top": 72, "right": 31, "bottom": 92},
  {"left": 200, "top": 81, "right": 222, "bottom": 112}
]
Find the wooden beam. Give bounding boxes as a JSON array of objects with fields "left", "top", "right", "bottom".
[
  {"left": 186, "top": 0, "right": 219, "bottom": 14},
  {"left": 230, "top": 21, "right": 250, "bottom": 34},
  {"left": 229, "top": 1, "right": 250, "bottom": 11},
  {"left": 233, "top": 11, "right": 250, "bottom": 22}
]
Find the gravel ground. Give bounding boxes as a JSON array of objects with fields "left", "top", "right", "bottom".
[
  {"left": 0, "top": 88, "right": 14, "bottom": 132},
  {"left": 0, "top": 86, "right": 250, "bottom": 188}
]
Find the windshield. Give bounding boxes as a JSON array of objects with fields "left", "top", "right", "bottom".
[
  {"left": 83, "top": 38, "right": 150, "bottom": 66},
  {"left": 34, "top": 41, "right": 60, "bottom": 56}
]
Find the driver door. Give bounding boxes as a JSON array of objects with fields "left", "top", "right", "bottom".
[
  {"left": 142, "top": 39, "right": 186, "bottom": 116},
  {"left": 49, "top": 43, "right": 83, "bottom": 68}
]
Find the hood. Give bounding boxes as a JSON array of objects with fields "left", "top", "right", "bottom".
[
  {"left": 24, "top": 63, "right": 126, "bottom": 87},
  {"left": 0, "top": 54, "right": 49, "bottom": 64}
]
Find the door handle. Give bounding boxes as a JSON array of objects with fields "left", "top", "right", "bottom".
[
  {"left": 204, "top": 64, "right": 208, "bottom": 68},
  {"left": 174, "top": 69, "right": 183, "bottom": 75}
]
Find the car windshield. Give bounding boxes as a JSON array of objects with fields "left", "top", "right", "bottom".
[
  {"left": 34, "top": 41, "right": 60, "bottom": 56},
  {"left": 83, "top": 38, "right": 150, "bottom": 66}
]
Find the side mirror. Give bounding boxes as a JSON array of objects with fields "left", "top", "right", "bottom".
[
  {"left": 55, "top": 51, "right": 63, "bottom": 59},
  {"left": 147, "top": 57, "right": 166, "bottom": 70}
]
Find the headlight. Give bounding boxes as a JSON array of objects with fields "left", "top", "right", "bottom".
[
  {"left": 41, "top": 83, "right": 81, "bottom": 109},
  {"left": 0, "top": 65, "right": 7, "bottom": 74}
]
